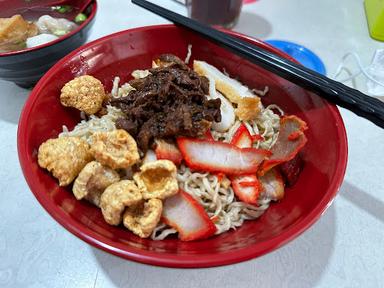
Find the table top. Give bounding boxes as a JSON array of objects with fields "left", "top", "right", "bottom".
[{"left": 1, "top": 0, "right": 383, "bottom": 287}]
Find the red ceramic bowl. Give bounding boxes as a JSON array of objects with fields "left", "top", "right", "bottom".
[
  {"left": 0, "top": 0, "right": 97, "bottom": 88},
  {"left": 18, "top": 25, "right": 348, "bottom": 268}
]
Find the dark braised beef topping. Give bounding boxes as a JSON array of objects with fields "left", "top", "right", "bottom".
[
  {"left": 110, "top": 55, "right": 221, "bottom": 152},
  {"left": 154, "top": 53, "right": 190, "bottom": 70}
]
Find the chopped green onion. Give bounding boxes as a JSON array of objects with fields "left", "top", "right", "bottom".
[
  {"left": 52, "top": 5, "right": 73, "bottom": 13},
  {"left": 53, "top": 30, "right": 67, "bottom": 36},
  {"left": 75, "top": 13, "right": 87, "bottom": 23}
]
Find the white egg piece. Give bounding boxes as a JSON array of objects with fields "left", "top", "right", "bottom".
[{"left": 26, "top": 33, "right": 59, "bottom": 48}]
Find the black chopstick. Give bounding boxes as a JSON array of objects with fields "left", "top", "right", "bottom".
[{"left": 132, "top": 0, "right": 384, "bottom": 129}]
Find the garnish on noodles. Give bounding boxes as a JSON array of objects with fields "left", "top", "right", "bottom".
[{"left": 37, "top": 53, "right": 308, "bottom": 241}]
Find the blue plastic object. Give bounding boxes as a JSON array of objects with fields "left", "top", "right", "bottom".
[{"left": 265, "top": 40, "right": 327, "bottom": 75}]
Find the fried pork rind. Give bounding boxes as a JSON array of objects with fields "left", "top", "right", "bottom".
[
  {"left": 193, "top": 60, "right": 262, "bottom": 121},
  {"left": 60, "top": 75, "right": 106, "bottom": 115},
  {"left": 100, "top": 180, "right": 142, "bottom": 225},
  {"left": 123, "top": 199, "right": 162, "bottom": 238},
  {"left": 90, "top": 129, "right": 140, "bottom": 169},
  {"left": 38, "top": 137, "right": 92, "bottom": 186},
  {"left": 133, "top": 160, "right": 178, "bottom": 200},
  {"left": 72, "top": 161, "right": 120, "bottom": 207}
]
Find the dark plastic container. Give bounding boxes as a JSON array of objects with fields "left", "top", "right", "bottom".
[
  {"left": 0, "top": 1, "right": 97, "bottom": 88},
  {"left": 187, "top": 0, "right": 243, "bottom": 28}
]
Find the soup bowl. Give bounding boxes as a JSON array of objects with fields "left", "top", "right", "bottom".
[
  {"left": 0, "top": 0, "right": 97, "bottom": 88},
  {"left": 18, "top": 24, "right": 348, "bottom": 267}
]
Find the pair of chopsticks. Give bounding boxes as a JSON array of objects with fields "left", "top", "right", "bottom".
[{"left": 132, "top": 0, "right": 384, "bottom": 129}]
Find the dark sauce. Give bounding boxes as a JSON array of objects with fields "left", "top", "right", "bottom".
[{"left": 187, "top": 0, "right": 243, "bottom": 28}]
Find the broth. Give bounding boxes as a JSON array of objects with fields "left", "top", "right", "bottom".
[{"left": 0, "top": 5, "right": 87, "bottom": 53}]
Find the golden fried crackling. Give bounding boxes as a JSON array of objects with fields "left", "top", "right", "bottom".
[
  {"left": 235, "top": 97, "right": 261, "bottom": 121},
  {"left": 60, "top": 75, "right": 106, "bottom": 115},
  {"left": 73, "top": 161, "right": 120, "bottom": 207},
  {"left": 123, "top": 199, "right": 162, "bottom": 238},
  {"left": 38, "top": 137, "right": 92, "bottom": 186},
  {"left": 90, "top": 129, "right": 140, "bottom": 170},
  {"left": 100, "top": 180, "right": 142, "bottom": 225},
  {"left": 133, "top": 160, "right": 178, "bottom": 200}
]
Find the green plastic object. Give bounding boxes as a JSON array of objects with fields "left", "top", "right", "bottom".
[{"left": 365, "top": 0, "right": 384, "bottom": 41}]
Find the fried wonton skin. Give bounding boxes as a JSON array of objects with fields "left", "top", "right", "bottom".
[{"left": 100, "top": 180, "right": 142, "bottom": 225}]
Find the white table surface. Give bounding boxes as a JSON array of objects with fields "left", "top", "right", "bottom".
[{"left": 1, "top": 0, "right": 383, "bottom": 287}]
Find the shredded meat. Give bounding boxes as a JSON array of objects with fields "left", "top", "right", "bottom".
[{"left": 110, "top": 55, "right": 221, "bottom": 151}]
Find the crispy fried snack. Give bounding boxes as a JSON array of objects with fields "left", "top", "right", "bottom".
[
  {"left": 100, "top": 180, "right": 142, "bottom": 225},
  {"left": 0, "top": 15, "right": 38, "bottom": 52},
  {"left": 60, "top": 75, "right": 106, "bottom": 115},
  {"left": 72, "top": 161, "right": 120, "bottom": 207},
  {"left": 123, "top": 199, "right": 162, "bottom": 238},
  {"left": 90, "top": 129, "right": 140, "bottom": 169},
  {"left": 133, "top": 160, "right": 178, "bottom": 200},
  {"left": 235, "top": 97, "right": 261, "bottom": 121},
  {"left": 38, "top": 137, "right": 92, "bottom": 186}
]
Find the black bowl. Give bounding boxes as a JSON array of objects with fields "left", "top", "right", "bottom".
[{"left": 0, "top": 1, "right": 97, "bottom": 88}]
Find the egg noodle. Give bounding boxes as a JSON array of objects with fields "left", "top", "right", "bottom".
[{"left": 60, "top": 75, "right": 283, "bottom": 240}]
